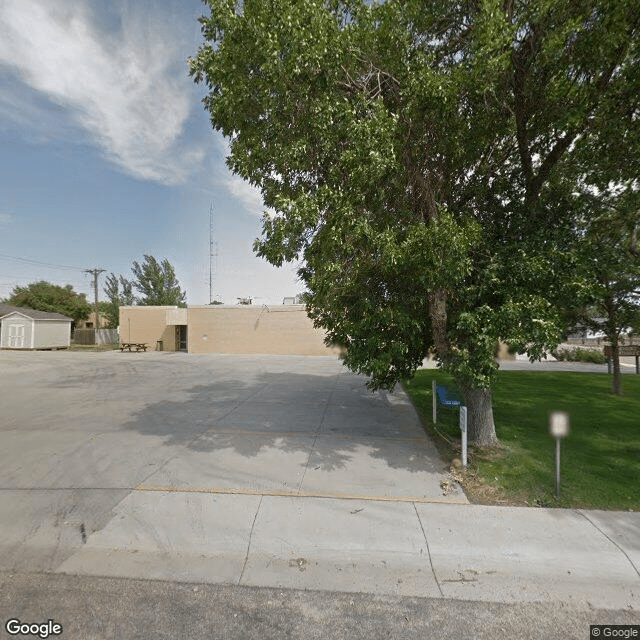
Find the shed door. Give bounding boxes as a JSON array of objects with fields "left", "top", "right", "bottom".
[{"left": 9, "top": 324, "right": 25, "bottom": 348}]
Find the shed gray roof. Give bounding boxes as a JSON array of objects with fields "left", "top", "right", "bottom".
[{"left": 0, "top": 304, "right": 72, "bottom": 321}]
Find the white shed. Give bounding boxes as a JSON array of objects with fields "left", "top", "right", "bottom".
[{"left": 0, "top": 306, "right": 72, "bottom": 350}]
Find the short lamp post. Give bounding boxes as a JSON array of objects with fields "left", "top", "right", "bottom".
[{"left": 549, "top": 412, "right": 570, "bottom": 499}]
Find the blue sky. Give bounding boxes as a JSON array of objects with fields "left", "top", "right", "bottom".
[{"left": 0, "top": 0, "right": 302, "bottom": 305}]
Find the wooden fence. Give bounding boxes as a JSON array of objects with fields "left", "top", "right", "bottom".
[
  {"left": 72, "top": 328, "right": 118, "bottom": 345},
  {"left": 96, "top": 329, "right": 118, "bottom": 344},
  {"left": 73, "top": 328, "right": 95, "bottom": 345}
]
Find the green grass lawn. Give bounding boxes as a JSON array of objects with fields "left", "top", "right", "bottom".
[{"left": 404, "top": 369, "right": 640, "bottom": 510}]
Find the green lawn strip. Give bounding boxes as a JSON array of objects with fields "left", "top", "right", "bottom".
[{"left": 404, "top": 370, "right": 640, "bottom": 510}]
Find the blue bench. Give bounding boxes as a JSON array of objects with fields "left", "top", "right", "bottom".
[
  {"left": 431, "top": 380, "right": 463, "bottom": 425},
  {"left": 435, "top": 385, "right": 462, "bottom": 408}
]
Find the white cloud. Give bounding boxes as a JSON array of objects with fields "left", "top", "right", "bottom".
[
  {"left": 0, "top": 213, "right": 12, "bottom": 225},
  {"left": 210, "top": 136, "right": 274, "bottom": 218},
  {"left": 0, "top": 0, "right": 204, "bottom": 184},
  {"left": 223, "top": 174, "right": 268, "bottom": 218}
]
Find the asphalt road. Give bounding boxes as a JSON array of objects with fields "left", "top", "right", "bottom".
[
  {"left": 422, "top": 355, "right": 640, "bottom": 374},
  {"left": 1, "top": 572, "right": 638, "bottom": 640}
]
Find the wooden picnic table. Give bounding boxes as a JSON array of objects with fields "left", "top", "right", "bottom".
[{"left": 119, "top": 342, "right": 148, "bottom": 352}]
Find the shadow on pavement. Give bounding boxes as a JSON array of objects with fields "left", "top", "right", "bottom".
[{"left": 119, "top": 371, "right": 441, "bottom": 475}]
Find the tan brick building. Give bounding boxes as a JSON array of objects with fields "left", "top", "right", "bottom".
[{"left": 119, "top": 305, "right": 334, "bottom": 355}]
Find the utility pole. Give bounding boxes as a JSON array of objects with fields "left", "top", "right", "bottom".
[{"left": 84, "top": 268, "right": 105, "bottom": 330}]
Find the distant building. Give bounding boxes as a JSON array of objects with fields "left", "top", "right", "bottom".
[
  {"left": 76, "top": 310, "right": 109, "bottom": 330},
  {"left": 566, "top": 319, "right": 634, "bottom": 343}
]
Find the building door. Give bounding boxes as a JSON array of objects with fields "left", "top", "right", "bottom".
[
  {"left": 176, "top": 325, "right": 187, "bottom": 351},
  {"left": 9, "top": 324, "right": 25, "bottom": 348}
]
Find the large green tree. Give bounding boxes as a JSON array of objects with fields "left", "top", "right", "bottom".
[
  {"left": 4, "top": 281, "right": 92, "bottom": 324},
  {"left": 191, "top": 0, "right": 640, "bottom": 445},
  {"left": 126, "top": 256, "right": 186, "bottom": 307}
]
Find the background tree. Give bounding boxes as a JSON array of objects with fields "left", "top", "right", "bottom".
[
  {"left": 97, "top": 301, "right": 115, "bottom": 328},
  {"left": 103, "top": 273, "right": 121, "bottom": 329},
  {"left": 4, "top": 281, "right": 91, "bottom": 324},
  {"left": 119, "top": 277, "right": 136, "bottom": 306},
  {"left": 103, "top": 273, "right": 136, "bottom": 328},
  {"left": 128, "top": 256, "right": 186, "bottom": 307},
  {"left": 571, "top": 188, "right": 640, "bottom": 395},
  {"left": 191, "top": 0, "right": 640, "bottom": 445}
]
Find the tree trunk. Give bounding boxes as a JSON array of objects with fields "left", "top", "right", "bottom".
[
  {"left": 611, "top": 340, "right": 622, "bottom": 395},
  {"left": 461, "top": 386, "right": 499, "bottom": 447},
  {"left": 428, "top": 289, "right": 449, "bottom": 359},
  {"left": 603, "top": 295, "right": 623, "bottom": 395}
]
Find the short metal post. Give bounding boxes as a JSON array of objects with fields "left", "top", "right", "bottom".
[
  {"left": 459, "top": 406, "right": 468, "bottom": 468},
  {"left": 432, "top": 379, "right": 437, "bottom": 424},
  {"left": 635, "top": 355, "right": 639, "bottom": 375},
  {"left": 607, "top": 358, "right": 612, "bottom": 374},
  {"left": 549, "top": 412, "right": 569, "bottom": 500},
  {"left": 555, "top": 438, "right": 561, "bottom": 498}
]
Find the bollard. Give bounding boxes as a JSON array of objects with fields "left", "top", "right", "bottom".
[
  {"left": 459, "top": 406, "right": 468, "bottom": 468},
  {"left": 432, "top": 379, "right": 437, "bottom": 425},
  {"left": 549, "top": 412, "right": 569, "bottom": 498}
]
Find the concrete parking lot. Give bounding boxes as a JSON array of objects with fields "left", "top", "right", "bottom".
[{"left": 0, "top": 352, "right": 463, "bottom": 583}]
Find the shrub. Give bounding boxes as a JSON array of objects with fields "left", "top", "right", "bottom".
[{"left": 552, "top": 348, "right": 607, "bottom": 364}]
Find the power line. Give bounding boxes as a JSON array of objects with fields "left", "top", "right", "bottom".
[
  {"left": 0, "top": 272, "right": 87, "bottom": 281},
  {"left": 0, "top": 252, "right": 85, "bottom": 271},
  {"left": 0, "top": 273, "right": 91, "bottom": 288},
  {"left": 0, "top": 273, "right": 50, "bottom": 280}
]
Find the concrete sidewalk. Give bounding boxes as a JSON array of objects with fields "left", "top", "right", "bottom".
[
  {"left": 55, "top": 491, "right": 639, "bottom": 611},
  {"left": 0, "top": 352, "right": 638, "bottom": 614}
]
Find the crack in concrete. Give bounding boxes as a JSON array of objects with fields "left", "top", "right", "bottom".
[
  {"left": 239, "top": 495, "right": 263, "bottom": 585},
  {"left": 413, "top": 502, "right": 444, "bottom": 597},
  {"left": 295, "top": 372, "right": 338, "bottom": 495},
  {"left": 577, "top": 510, "right": 640, "bottom": 579}
]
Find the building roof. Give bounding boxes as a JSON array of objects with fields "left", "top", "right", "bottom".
[{"left": 0, "top": 304, "right": 73, "bottom": 321}]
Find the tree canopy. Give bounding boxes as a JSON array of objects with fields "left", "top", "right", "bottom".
[
  {"left": 191, "top": 0, "right": 640, "bottom": 444},
  {"left": 128, "top": 256, "right": 186, "bottom": 307},
  {"left": 103, "top": 257, "right": 185, "bottom": 326},
  {"left": 4, "top": 281, "right": 92, "bottom": 323},
  {"left": 126, "top": 256, "right": 186, "bottom": 307},
  {"left": 103, "top": 273, "right": 136, "bottom": 328}
]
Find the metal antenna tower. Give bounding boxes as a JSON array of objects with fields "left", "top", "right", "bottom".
[{"left": 209, "top": 204, "right": 218, "bottom": 304}]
